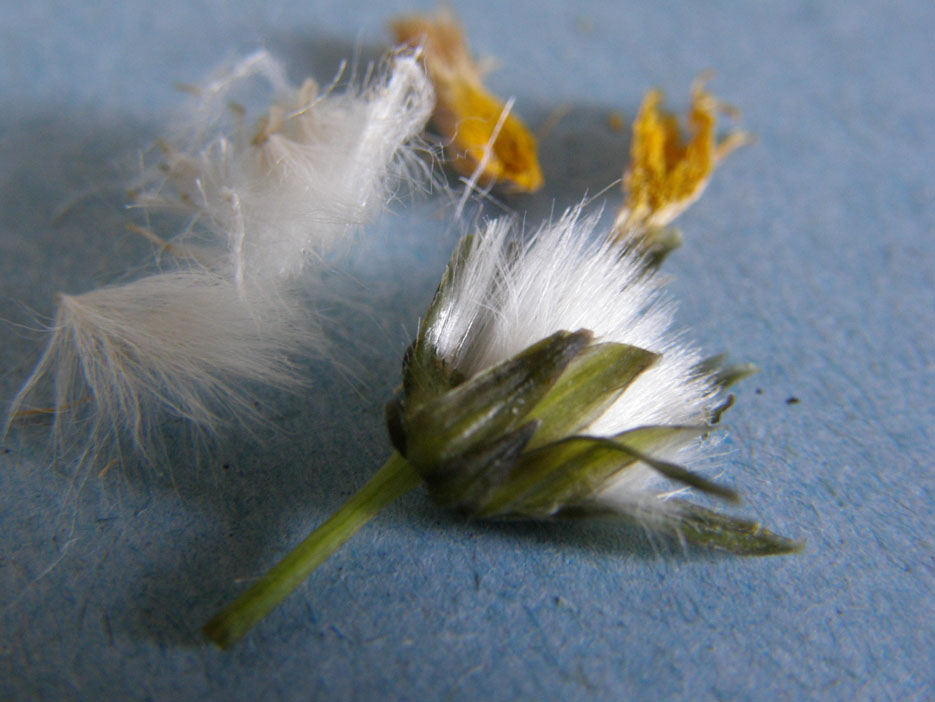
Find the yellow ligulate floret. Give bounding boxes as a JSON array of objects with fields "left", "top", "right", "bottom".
[
  {"left": 441, "top": 80, "right": 543, "bottom": 193},
  {"left": 614, "top": 79, "right": 749, "bottom": 237},
  {"left": 392, "top": 10, "right": 544, "bottom": 193}
]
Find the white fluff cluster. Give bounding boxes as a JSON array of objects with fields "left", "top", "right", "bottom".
[
  {"left": 424, "top": 206, "right": 719, "bottom": 505},
  {"left": 139, "top": 50, "right": 435, "bottom": 289},
  {"left": 7, "top": 273, "right": 314, "bottom": 462},
  {"left": 7, "top": 50, "right": 435, "bottom": 467}
]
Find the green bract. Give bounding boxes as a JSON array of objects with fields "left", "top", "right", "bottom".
[{"left": 385, "top": 236, "right": 800, "bottom": 555}]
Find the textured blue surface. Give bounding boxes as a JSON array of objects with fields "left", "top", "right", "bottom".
[{"left": 2, "top": 1, "right": 934, "bottom": 700}]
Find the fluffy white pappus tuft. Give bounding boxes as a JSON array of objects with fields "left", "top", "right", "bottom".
[
  {"left": 425, "top": 205, "right": 721, "bottom": 505},
  {"left": 5, "top": 270, "right": 317, "bottom": 467},
  {"left": 137, "top": 49, "right": 435, "bottom": 288}
]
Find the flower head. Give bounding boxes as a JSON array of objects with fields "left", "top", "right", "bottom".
[
  {"left": 387, "top": 207, "right": 797, "bottom": 553},
  {"left": 203, "top": 202, "right": 798, "bottom": 649}
]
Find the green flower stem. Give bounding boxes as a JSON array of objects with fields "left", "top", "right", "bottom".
[{"left": 204, "top": 451, "right": 421, "bottom": 649}]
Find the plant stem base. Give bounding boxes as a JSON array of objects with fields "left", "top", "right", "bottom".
[{"left": 204, "top": 451, "right": 420, "bottom": 649}]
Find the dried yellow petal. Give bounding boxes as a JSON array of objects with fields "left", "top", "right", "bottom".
[
  {"left": 613, "top": 78, "right": 750, "bottom": 238},
  {"left": 392, "top": 10, "right": 544, "bottom": 193}
]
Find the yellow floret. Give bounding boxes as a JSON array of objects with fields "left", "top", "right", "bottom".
[
  {"left": 614, "top": 79, "right": 749, "bottom": 238},
  {"left": 392, "top": 10, "right": 544, "bottom": 193}
]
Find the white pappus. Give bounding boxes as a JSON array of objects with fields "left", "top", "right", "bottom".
[
  {"left": 6, "top": 272, "right": 314, "bottom": 465},
  {"left": 137, "top": 49, "right": 436, "bottom": 289},
  {"left": 6, "top": 48, "right": 436, "bottom": 469}
]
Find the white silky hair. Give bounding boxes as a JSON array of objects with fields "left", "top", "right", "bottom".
[
  {"left": 7, "top": 49, "right": 436, "bottom": 468},
  {"left": 425, "top": 205, "right": 720, "bottom": 504},
  {"left": 5, "top": 271, "right": 316, "bottom": 466},
  {"left": 137, "top": 49, "right": 435, "bottom": 289}
]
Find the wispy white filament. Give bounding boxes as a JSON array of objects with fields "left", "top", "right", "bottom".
[
  {"left": 424, "top": 206, "right": 720, "bottom": 506},
  {"left": 5, "top": 271, "right": 315, "bottom": 465},
  {"left": 138, "top": 49, "right": 435, "bottom": 288},
  {"left": 8, "top": 49, "right": 436, "bottom": 468}
]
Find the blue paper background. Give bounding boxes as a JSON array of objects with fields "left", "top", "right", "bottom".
[{"left": 2, "top": 1, "right": 933, "bottom": 699}]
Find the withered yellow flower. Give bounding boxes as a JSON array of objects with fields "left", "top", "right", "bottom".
[
  {"left": 392, "top": 9, "right": 544, "bottom": 193},
  {"left": 613, "top": 78, "right": 751, "bottom": 240}
]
